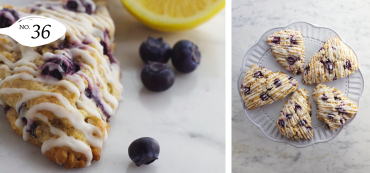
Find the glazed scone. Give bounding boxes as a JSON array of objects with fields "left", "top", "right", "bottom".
[
  {"left": 277, "top": 88, "right": 313, "bottom": 140},
  {"left": 240, "top": 64, "right": 298, "bottom": 110},
  {"left": 0, "top": 0, "right": 123, "bottom": 169},
  {"left": 266, "top": 30, "right": 305, "bottom": 75},
  {"left": 303, "top": 37, "right": 359, "bottom": 84},
  {"left": 313, "top": 84, "right": 359, "bottom": 130}
]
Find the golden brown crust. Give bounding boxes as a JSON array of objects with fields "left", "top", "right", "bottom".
[
  {"left": 240, "top": 64, "right": 298, "bottom": 110},
  {"left": 4, "top": 103, "right": 102, "bottom": 168},
  {"left": 44, "top": 147, "right": 88, "bottom": 169}
]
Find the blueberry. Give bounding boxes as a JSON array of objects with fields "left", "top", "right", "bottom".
[
  {"left": 243, "top": 86, "right": 250, "bottom": 95},
  {"left": 343, "top": 60, "right": 351, "bottom": 70},
  {"left": 298, "top": 119, "right": 307, "bottom": 126},
  {"left": 295, "top": 104, "right": 302, "bottom": 111},
  {"left": 334, "top": 96, "right": 341, "bottom": 101},
  {"left": 290, "top": 35, "right": 298, "bottom": 45},
  {"left": 328, "top": 113, "right": 335, "bottom": 120},
  {"left": 296, "top": 68, "right": 302, "bottom": 75},
  {"left": 128, "top": 137, "right": 160, "bottom": 167},
  {"left": 306, "top": 126, "right": 312, "bottom": 131},
  {"left": 139, "top": 37, "right": 171, "bottom": 64},
  {"left": 66, "top": 0, "right": 78, "bottom": 10},
  {"left": 22, "top": 117, "right": 27, "bottom": 124},
  {"left": 321, "top": 94, "right": 328, "bottom": 101},
  {"left": 304, "top": 65, "right": 310, "bottom": 75},
  {"left": 141, "top": 62, "right": 175, "bottom": 92},
  {"left": 272, "top": 37, "right": 280, "bottom": 44},
  {"left": 273, "top": 79, "right": 281, "bottom": 87},
  {"left": 333, "top": 74, "right": 337, "bottom": 81},
  {"left": 278, "top": 119, "right": 285, "bottom": 127},
  {"left": 65, "top": 0, "right": 95, "bottom": 14},
  {"left": 288, "top": 76, "right": 294, "bottom": 80},
  {"left": 27, "top": 122, "right": 38, "bottom": 138},
  {"left": 287, "top": 57, "right": 297, "bottom": 65},
  {"left": 286, "top": 114, "right": 292, "bottom": 119},
  {"left": 0, "top": 8, "right": 19, "bottom": 28},
  {"left": 100, "top": 30, "right": 117, "bottom": 64},
  {"left": 85, "top": 87, "right": 111, "bottom": 122},
  {"left": 41, "top": 54, "right": 80, "bottom": 80},
  {"left": 254, "top": 71, "right": 263, "bottom": 78},
  {"left": 42, "top": 68, "right": 63, "bottom": 80},
  {"left": 260, "top": 93, "right": 269, "bottom": 101},
  {"left": 326, "top": 60, "right": 334, "bottom": 73},
  {"left": 171, "top": 40, "right": 201, "bottom": 73},
  {"left": 84, "top": 2, "right": 94, "bottom": 15},
  {"left": 340, "top": 118, "right": 345, "bottom": 125}
]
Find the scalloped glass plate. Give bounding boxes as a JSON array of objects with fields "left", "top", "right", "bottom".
[{"left": 237, "top": 21, "right": 364, "bottom": 147}]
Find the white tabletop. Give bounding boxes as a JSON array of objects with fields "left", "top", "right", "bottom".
[
  {"left": 0, "top": 0, "right": 225, "bottom": 172},
  {"left": 233, "top": 0, "right": 370, "bottom": 173}
]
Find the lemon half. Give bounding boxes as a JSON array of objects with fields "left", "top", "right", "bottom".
[{"left": 121, "top": 0, "right": 225, "bottom": 32}]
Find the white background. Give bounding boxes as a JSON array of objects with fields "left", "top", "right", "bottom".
[
  {"left": 233, "top": 0, "right": 370, "bottom": 173},
  {"left": 0, "top": 0, "right": 226, "bottom": 172}
]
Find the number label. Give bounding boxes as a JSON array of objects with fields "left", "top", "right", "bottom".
[{"left": 31, "top": 24, "right": 51, "bottom": 39}]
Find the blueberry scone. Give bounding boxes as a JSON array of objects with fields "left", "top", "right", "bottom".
[
  {"left": 240, "top": 64, "right": 298, "bottom": 110},
  {"left": 0, "top": 0, "right": 123, "bottom": 169},
  {"left": 277, "top": 88, "right": 313, "bottom": 140},
  {"left": 313, "top": 84, "right": 359, "bottom": 130},
  {"left": 303, "top": 37, "right": 359, "bottom": 85},
  {"left": 266, "top": 30, "right": 305, "bottom": 75}
]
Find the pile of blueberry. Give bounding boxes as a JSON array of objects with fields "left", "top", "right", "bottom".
[{"left": 140, "top": 37, "right": 201, "bottom": 92}]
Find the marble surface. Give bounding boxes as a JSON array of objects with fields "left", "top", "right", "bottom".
[
  {"left": 0, "top": 0, "right": 225, "bottom": 172},
  {"left": 233, "top": 0, "right": 370, "bottom": 173}
]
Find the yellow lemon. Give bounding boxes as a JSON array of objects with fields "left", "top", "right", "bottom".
[{"left": 121, "top": 0, "right": 225, "bottom": 32}]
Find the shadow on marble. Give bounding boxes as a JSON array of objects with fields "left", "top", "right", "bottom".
[
  {"left": 125, "top": 162, "right": 158, "bottom": 173},
  {"left": 138, "top": 87, "right": 174, "bottom": 112},
  {"left": 171, "top": 71, "right": 199, "bottom": 96}
]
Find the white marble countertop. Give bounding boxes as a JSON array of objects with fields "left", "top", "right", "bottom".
[
  {"left": 0, "top": 0, "right": 225, "bottom": 172},
  {"left": 233, "top": 0, "right": 370, "bottom": 173}
]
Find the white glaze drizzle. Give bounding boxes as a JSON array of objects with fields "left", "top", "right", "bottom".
[
  {"left": 240, "top": 64, "right": 298, "bottom": 110},
  {"left": 313, "top": 84, "right": 359, "bottom": 130},
  {"left": 0, "top": 1, "right": 122, "bottom": 166}
]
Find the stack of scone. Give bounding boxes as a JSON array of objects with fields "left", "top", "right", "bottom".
[{"left": 241, "top": 30, "right": 360, "bottom": 141}]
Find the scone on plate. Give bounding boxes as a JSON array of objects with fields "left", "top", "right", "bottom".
[
  {"left": 303, "top": 37, "right": 359, "bottom": 85},
  {"left": 266, "top": 30, "right": 305, "bottom": 75},
  {"left": 0, "top": 0, "right": 123, "bottom": 169},
  {"left": 277, "top": 88, "right": 313, "bottom": 140},
  {"left": 240, "top": 64, "right": 298, "bottom": 110},
  {"left": 313, "top": 84, "right": 359, "bottom": 130}
]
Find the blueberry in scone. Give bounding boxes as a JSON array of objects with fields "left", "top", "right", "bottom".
[
  {"left": 303, "top": 37, "right": 359, "bottom": 84},
  {"left": 313, "top": 84, "right": 359, "bottom": 130},
  {"left": 266, "top": 30, "right": 305, "bottom": 75},
  {"left": 240, "top": 64, "right": 298, "bottom": 110},
  {"left": 0, "top": 1, "right": 123, "bottom": 169},
  {"left": 277, "top": 88, "right": 313, "bottom": 140}
]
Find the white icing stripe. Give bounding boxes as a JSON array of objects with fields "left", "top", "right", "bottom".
[
  {"left": 0, "top": 1, "right": 123, "bottom": 167},
  {"left": 26, "top": 103, "right": 104, "bottom": 148},
  {"left": 77, "top": 94, "right": 102, "bottom": 119},
  {"left": 0, "top": 88, "right": 104, "bottom": 148},
  {"left": 0, "top": 73, "right": 80, "bottom": 97},
  {"left": 41, "top": 118, "right": 92, "bottom": 166}
]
